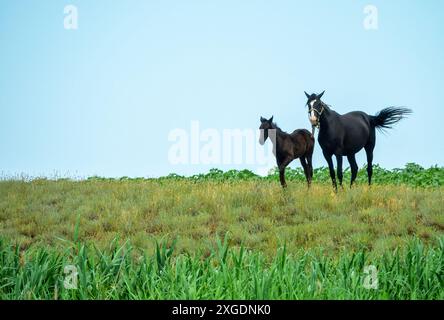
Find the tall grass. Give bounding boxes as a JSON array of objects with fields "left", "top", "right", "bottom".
[{"left": 0, "top": 236, "right": 442, "bottom": 300}]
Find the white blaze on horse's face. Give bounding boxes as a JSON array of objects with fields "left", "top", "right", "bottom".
[{"left": 309, "top": 99, "right": 318, "bottom": 125}]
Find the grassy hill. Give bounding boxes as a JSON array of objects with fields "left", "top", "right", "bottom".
[{"left": 0, "top": 163, "right": 443, "bottom": 299}]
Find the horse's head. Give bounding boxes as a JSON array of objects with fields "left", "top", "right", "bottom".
[
  {"left": 304, "top": 91, "right": 325, "bottom": 127},
  {"left": 259, "top": 116, "right": 274, "bottom": 145}
]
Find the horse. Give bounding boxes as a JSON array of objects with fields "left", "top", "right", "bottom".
[
  {"left": 304, "top": 91, "right": 412, "bottom": 190},
  {"left": 259, "top": 116, "right": 314, "bottom": 188}
]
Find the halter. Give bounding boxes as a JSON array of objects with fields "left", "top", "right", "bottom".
[{"left": 308, "top": 102, "right": 325, "bottom": 129}]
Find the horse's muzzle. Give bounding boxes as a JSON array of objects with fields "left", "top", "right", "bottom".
[{"left": 309, "top": 116, "right": 318, "bottom": 126}]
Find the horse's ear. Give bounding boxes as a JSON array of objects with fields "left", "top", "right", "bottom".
[
  {"left": 260, "top": 116, "right": 266, "bottom": 122},
  {"left": 318, "top": 90, "right": 325, "bottom": 99},
  {"left": 269, "top": 116, "right": 274, "bottom": 123},
  {"left": 304, "top": 91, "right": 310, "bottom": 99}
]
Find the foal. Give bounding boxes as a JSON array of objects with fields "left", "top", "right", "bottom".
[{"left": 259, "top": 116, "right": 314, "bottom": 188}]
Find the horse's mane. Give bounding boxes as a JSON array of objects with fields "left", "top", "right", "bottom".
[{"left": 320, "top": 100, "right": 332, "bottom": 111}]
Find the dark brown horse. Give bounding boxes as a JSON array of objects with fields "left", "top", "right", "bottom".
[
  {"left": 304, "top": 91, "right": 412, "bottom": 190},
  {"left": 259, "top": 116, "right": 314, "bottom": 188}
]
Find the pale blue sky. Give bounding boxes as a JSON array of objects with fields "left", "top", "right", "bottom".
[{"left": 0, "top": 0, "right": 443, "bottom": 177}]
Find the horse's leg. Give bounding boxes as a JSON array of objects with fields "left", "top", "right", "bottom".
[
  {"left": 323, "top": 151, "right": 337, "bottom": 191},
  {"left": 365, "top": 133, "right": 376, "bottom": 186},
  {"left": 300, "top": 157, "right": 310, "bottom": 188},
  {"left": 307, "top": 152, "right": 314, "bottom": 182},
  {"left": 347, "top": 154, "right": 358, "bottom": 187},
  {"left": 336, "top": 155, "right": 343, "bottom": 187},
  {"left": 279, "top": 169, "right": 287, "bottom": 188},
  {"left": 278, "top": 159, "right": 290, "bottom": 188},
  {"left": 366, "top": 151, "right": 373, "bottom": 186}
]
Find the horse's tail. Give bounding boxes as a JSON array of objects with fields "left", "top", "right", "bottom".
[{"left": 370, "top": 107, "right": 412, "bottom": 131}]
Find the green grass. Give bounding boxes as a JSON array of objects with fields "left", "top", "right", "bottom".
[
  {"left": 0, "top": 177, "right": 442, "bottom": 256},
  {"left": 0, "top": 163, "right": 443, "bottom": 299},
  {"left": 0, "top": 236, "right": 442, "bottom": 299}
]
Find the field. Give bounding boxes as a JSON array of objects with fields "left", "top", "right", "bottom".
[{"left": 0, "top": 163, "right": 443, "bottom": 299}]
